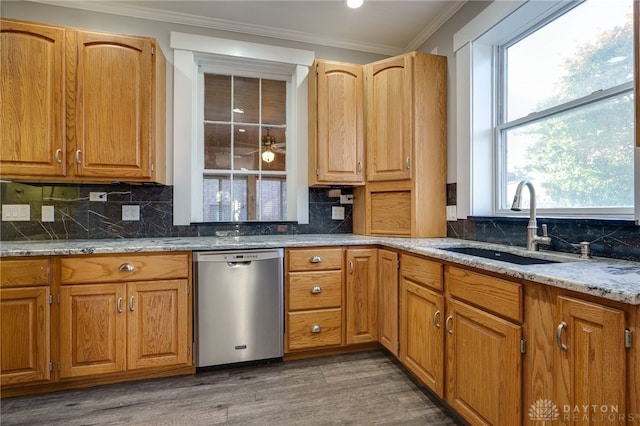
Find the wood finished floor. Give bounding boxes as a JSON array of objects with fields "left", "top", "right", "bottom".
[{"left": 1, "top": 351, "right": 464, "bottom": 426}]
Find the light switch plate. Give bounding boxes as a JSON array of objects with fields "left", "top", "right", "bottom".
[
  {"left": 340, "top": 194, "right": 353, "bottom": 204},
  {"left": 332, "top": 206, "right": 345, "bottom": 220},
  {"left": 89, "top": 192, "right": 107, "bottom": 202},
  {"left": 42, "top": 206, "right": 55, "bottom": 222},
  {"left": 446, "top": 205, "right": 457, "bottom": 221},
  {"left": 122, "top": 205, "right": 140, "bottom": 221},
  {"left": 2, "top": 204, "right": 30, "bottom": 221}
]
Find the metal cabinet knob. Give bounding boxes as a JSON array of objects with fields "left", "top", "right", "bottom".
[
  {"left": 310, "top": 286, "right": 323, "bottom": 294},
  {"left": 116, "top": 297, "right": 123, "bottom": 313},
  {"left": 75, "top": 149, "right": 82, "bottom": 164},
  {"left": 445, "top": 315, "right": 453, "bottom": 335},
  {"left": 310, "top": 255, "right": 322, "bottom": 263},
  {"left": 310, "top": 324, "right": 322, "bottom": 333},
  {"left": 55, "top": 149, "right": 62, "bottom": 163},
  {"left": 129, "top": 296, "right": 135, "bottom": 312},
  {"left": 556, "top": 321, "right": 568, "bottom": 351},
  {"left": 119, "top": 263, "right": 135, "bottom": 272},
  {"left": 433, "top": 310, "right": 441, "bottom": 329}
]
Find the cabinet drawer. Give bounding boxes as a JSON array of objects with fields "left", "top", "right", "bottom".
[
  {"left": 287, "top": 309, "right": 343, "bottom": 351},
  {"left": 61, "top": 253, "right": 189, "bottom": 284},
  {"left": 288, "top": 271, "right": 342, "bottom": 311},
  {"left": 446, "top": 266, "right": 522, "bottom": 323},
  {"left": 287, "top": 248, "right": 343, "bottom": 271},
  {"left": 0, "top": 258, "right": 50, "bottom": 287},
  {"left": 401, "top": 254, "right": 442, "bottom": 291}
]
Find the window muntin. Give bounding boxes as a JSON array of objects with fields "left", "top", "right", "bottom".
[
  {"left": 497, "top": 0, "right": 634, "bottom": 215},
  {"left": 201, "top": 72, "right": 287, "bottom": 222}
]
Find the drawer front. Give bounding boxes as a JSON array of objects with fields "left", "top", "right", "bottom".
[
  {"left": 287, "top": 248, "right": 343, "bottom": 272},
  {"left": 287, "top": 309, "right": 343, "bottom": 351},
  {"left": 446, "top": 266, "right": 522, "bottom": 323},
  {"left": 288, "top": 271, "right": 342, "bottom": 311},
  {"left": 61, "top": 253, "right": 190, "bottom": 284},
  {"left": 401, "top": 254, "right": 442, "bottom": 291},
  {"left": 0, "top": 258, "right": 50, "bottom": 287}
]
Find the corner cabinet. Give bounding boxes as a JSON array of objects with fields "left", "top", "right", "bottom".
[
  {"left": 0, "top": 18, "right": 166, "bottom": 184},
  {"left": 354, "top": 51, "right": 447, "bottom": 237},
  {"left": 308, "top": 59, "right": 364, "bottom": 186},
  {"left": 345, "top": 248, "right": 377, "bottom": 344}
]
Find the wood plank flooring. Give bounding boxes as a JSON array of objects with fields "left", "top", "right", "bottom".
[{"left": 1, "top": 351, "right": 464, "bottom": 425}]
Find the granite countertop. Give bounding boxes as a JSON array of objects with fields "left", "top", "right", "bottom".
[{"left": 1, "top": 234, "right": 639, "bottom": 305}]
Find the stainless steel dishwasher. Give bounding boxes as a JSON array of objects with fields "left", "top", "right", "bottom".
[{"left": 194, "top": 249, "right": 284, "bottom": 367}]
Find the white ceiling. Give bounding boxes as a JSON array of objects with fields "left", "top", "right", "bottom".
[{"left": 30, "top": 0, "right": 466, "bottom": 55}]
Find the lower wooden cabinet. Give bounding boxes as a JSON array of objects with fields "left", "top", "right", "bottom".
[
  {"left": 346, "top": 248, "right": 378, "bottom": 344},
  {"left": 377, "top": 249, "right": 399, "bottom": 356}
]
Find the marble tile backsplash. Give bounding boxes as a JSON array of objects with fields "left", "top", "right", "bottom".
[{"left": 0, "top": 182, "right": 352, "bottom": 240}]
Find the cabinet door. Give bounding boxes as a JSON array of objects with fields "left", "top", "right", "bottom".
[
  {"left": 365, "top": 54, "right": 412, "bottom": 182},
  {"left": 346, "top": 248, "right": 377, "bottom": 344},
  {"left": 0, "top": 287, "right": 50, "bottom": 385},
  {"left": 74, "top": 31, "right": 152, "bottom": 180},
  {"left": 0, "top": 19, "right": 66, "bottom": 177},
  {"left": 310, "top": 60, "right": 364, "bottom": 185},
  {"left": 400, "top": 279, "right": 444, "bottom": 397},
  {"left": 555, "top": 296, "right": 626, "bottom": 424},
  {"left": 377, "top": 249, "right": 399, "bottom": 356},
  {"left": 127, "top": 280, "right": 190, "bottom": 369},
  {"left": 446, "top": 299, "right": 521, "bottom": 426},
  {"left": 60, "top": 284, "right": 126, "bottom": 378}
]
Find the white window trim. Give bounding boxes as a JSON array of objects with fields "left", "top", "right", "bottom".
[
  {"left": 170, "top": 32, "right": 314, "bottom": 225},
  {"left": 454, "top": 1, "right": 639, "bottom": 223}
]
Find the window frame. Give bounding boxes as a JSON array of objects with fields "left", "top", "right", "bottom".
[{"left": 453, "top": 0, "right": 638, "bottom": 223}]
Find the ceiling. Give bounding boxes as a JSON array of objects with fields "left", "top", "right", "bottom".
[{"left": 30, "top": 0, "right": 466, "bottom": 55}]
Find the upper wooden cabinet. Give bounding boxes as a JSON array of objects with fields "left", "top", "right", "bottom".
[
  {"left": 365, "top": 55, "right": 412, "bottom": 182},
  {"left": 308, "top": 59, "right": 364, "bottom": 186},
  {"left": 0, "top": 19, "right": 166, "bottom": 184},
  {"left": 0, "top": 20, "right": 66, "bottom": 177}
]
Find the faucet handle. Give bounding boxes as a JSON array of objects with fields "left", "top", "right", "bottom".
[{"left": 541, "top": 224, "right": 548, "bottom": 237}]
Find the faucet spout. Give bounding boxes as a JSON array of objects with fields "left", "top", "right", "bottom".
[{"left": 511, "top": 180, "right": 551, "bottom": 251}]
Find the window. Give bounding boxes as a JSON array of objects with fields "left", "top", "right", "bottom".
[
  {"left": 496, "top": 0, "right": 634, "bottom": 215},
  {"left": 199, "top": 72, "right": 288, "bottom": 221}
]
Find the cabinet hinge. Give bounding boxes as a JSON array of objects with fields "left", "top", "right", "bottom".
[
  {"left": 315, "top": 65, "right": 319, "bottom": 75},
  {"left": 187, "top": 286, "right": 190, "bottom": 296},
  {"left": 151, "top": 163, "right": 154, "bottom": 173},
  {"left": 520, "top": 338, "right": 526, "bottom": 354},
  {"left": 49, "top": 361, "right": 53, "bottom": 372},
  {"left": 625, "top": 328, "right": 632, "bottom": 349},
  {"left": 316, "top": 169, "right": 319, "bottom": 176},
  {"left": 49, "top": 294, "right": 53, "bottom": 305},
  {"left": 397, "top": 260, "right": 400, "bottom": 269},
  {"left": 151, "top": 46, "right": 155, "bottom": 56}
]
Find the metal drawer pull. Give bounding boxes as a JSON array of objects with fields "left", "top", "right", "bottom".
[
  {"left": 445, "top": 315, "right": 453, "bottom": 335},
  {"left": 358, "top": 161, "right": 363, "bottom": 173},
  {"left": 349, "top": 260, "right": 354, "bottom": 274},
  {"left": 310, "top": 286, "right": 323, "bottom": 294},
  {"left": 116, "top": 297, "right": 123, "bottom": 313},
  {"left": 556, "top": 321, "right": 568, "bottom": 351},
  {"left": 129, "top": 296, "right": 135, "bottom": 311},
  {"left": 310, "top": 255, "right": 322, "bottom": 263},
  {"left": 406, "top": 156, "right": 411, "bottom": 170},
  {"left": 119, "top": 263, "right": 135, "bottom": 272},
  {"left": 310, "top": 325, "right": 322, "bottom": 333},
  {"left": 55, "top": 149, "right": 62, "bottom": 163},
  {"left": 433, "top": 310, "right": 441, "bottom": 328},
  {"left": 75, "top": 149, "right": 82, "bottom": 164}
]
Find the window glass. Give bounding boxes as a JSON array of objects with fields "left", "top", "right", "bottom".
[{"left": 499, "top": 0, "right": 634, "bottom": 213}]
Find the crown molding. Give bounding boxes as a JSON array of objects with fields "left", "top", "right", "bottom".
[
  {"left": 406, "top": 0, "right": 467, "bottom": 51},
  {"left": 28, "top": 0, "right": 410, "bottom": 56}
]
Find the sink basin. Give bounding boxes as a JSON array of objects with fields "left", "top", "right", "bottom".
[{"left": 442, "top": 247, "right": 560, "bottom": 265}]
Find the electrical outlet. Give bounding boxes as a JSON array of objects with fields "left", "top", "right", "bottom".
[
  {"left": 89, "top": 192, "right": 107, "bottom": 202},
  {"left": 42, "top": 206, "right": 55, "bottom": 222},
  {"left": 340, "top": 194, "right": 354, "bottom": 204},
  {"left": 122, "top": 205, "right": 140, "bottom": 221},
  {"left": 446, "top": 205, "right": 457, "bottom": 221},
  {"left": 2, "top": 204, "right": 30, "bottom": 221},
  {"left": 331, "top": 206, "right": 345, "bottom": 220}
]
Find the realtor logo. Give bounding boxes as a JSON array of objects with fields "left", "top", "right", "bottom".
[{"left": 529, "top": 399, "right": 560, "bottom": 424}]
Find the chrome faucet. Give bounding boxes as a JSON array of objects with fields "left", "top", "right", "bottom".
[{"left": 510, "top": 180, "right": 551, "bottom": 251}]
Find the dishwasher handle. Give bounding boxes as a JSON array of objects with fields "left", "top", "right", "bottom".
[{"left": 226, "top": 261, "right": 252, "bottom": 268}]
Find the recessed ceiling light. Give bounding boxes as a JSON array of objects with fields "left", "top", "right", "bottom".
[{"left": 347, "top": 0, "right": 363, "bottom": 9}]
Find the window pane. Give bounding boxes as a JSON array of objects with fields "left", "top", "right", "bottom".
[
  {"left": 204, "top": 74, "right": 230, "bottom": 122},
  {"left": 259, "top": 178, "right": 287, "bottom": 221},
  {"left": 262, "top": 79, "right": 286, "bottom": 125},
  {"left": 503, "top": 93, "right": 634, "bottom": 209},
  {"left": 505, "top": 0, "right": 633, "bottom": 121},
  {"left": 204, "top": 123, "right": 231, "bottom": 170},
  {"left": 262, "top": 126, "right": 286, "bottom": 172},
  {"left": 231, "top": 177, "right": 248, "bottom": 221},
  {"left": 203, "top": 175, "right": 231, "bottom": 221},
  {"left": 234, "top": 125, "right": 259, "bottom": 171},
  {"left": 234, "top": 77, "right": 259, "bottom": 123}
]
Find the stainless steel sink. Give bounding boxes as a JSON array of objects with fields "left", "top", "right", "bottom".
[{"left": 441, "top": 247, "right": 560, "bottom": 265}]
